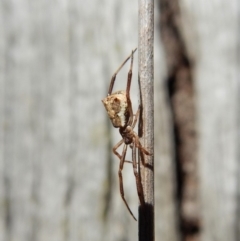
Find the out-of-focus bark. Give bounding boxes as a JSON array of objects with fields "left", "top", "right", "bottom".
[
  {"left": 179, "top": 1, "right": 240, "bottom": 241},
  {"left": 159, "top": 1, "right": 199, "bottom": 241}
]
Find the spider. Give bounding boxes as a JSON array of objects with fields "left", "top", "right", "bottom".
[{"left": 101, "top": 49, "right": 150, "bottom": 221}]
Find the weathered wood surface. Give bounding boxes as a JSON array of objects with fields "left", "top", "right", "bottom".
[
  {"left": 179, "top": 0, "right": 240, "bottom": 240},
  {"left": 0, "top": 0, "right": 177, "bottom": 241},
  {"left": 0, "top": 0, "right": 239, "bottom": 241}
]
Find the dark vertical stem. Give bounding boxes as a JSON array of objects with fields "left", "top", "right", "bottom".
[{"left": 138, "top": 0, "right": 154, "bottom": 240}]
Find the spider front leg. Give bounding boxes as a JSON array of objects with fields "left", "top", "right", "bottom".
[
  {"left": 126, "top": 49, "right": 134, "bottom": 98},
  {"left": 108, "top": 48, "right": 137, "bottom": 95},
  {"left": 113, "top": 141, "right": 137, "bottom": 221}
]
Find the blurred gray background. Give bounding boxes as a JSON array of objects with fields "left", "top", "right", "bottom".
[{"left": 0, "top": 0, "right": 239, "bottom": 241}]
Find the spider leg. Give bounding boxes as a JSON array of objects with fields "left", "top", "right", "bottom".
[
  {"left": 131, "top": 105, "right": 151, "bottom": 156},
  {"left": 112, "top": 140, "right": 135, "bottom": 164},
  {"left": 125, "top": 160, "right": 133, "bottom": 164},
  {"left": 108, "top": 48, "right": 137, "bottom": 95},
  {"left": 132, "top": 140, "right": 145, "bottom": 206},
  {"left": 118, "top": 144, "right": 137, "bottom": 221},
  {"left": 126, "top": 50, "right": 134, "bottom": 98},
  {"left": 135, "top": 135, "right": 151, "bottom": 156},
  {"left": 113, "top": 139, "right": 124, "bottom": 160},
  {"left": 125, "top": 49, "right": 137, "bottom": 127},
  {"left": 133, "top": 134, "right": 151, "bottom": 169},
  {"left": 132, "top": 104, "right": 141, "bottom": 129}
]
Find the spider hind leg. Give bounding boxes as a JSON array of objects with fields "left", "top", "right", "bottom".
[{"left": 113, "top": 141, "right": 137, "bottom": 221}]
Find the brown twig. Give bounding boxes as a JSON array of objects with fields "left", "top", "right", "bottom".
[{"left": 138, "top": 0, "right": 154, "bottom": 240}]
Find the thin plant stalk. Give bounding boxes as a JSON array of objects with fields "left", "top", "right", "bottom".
[{"left": 138, "top": 0, "right": 154, "bottom": 240}]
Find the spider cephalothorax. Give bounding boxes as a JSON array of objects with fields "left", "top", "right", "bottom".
[{"left": 101, "top": 49, "right": 150, "bottom": 221}]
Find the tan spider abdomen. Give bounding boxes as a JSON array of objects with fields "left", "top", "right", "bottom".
[{"left": 102, "top": 90, "right": 129, "bottom": 128}]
